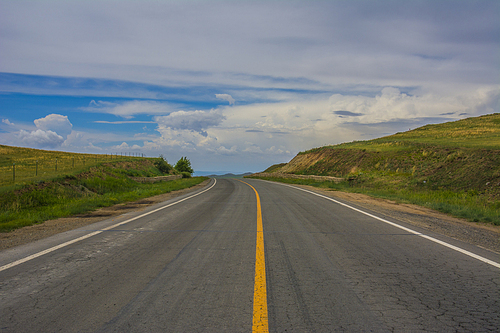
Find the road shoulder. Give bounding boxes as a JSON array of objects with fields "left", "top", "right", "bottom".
[{"left": 285, "top": 183, "right": 500, "bottom": 253}]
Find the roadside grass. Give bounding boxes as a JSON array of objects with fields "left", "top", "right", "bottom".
[
  {"left": 251, "top": 176, "right": 500, "bottom": 226},
  {"left": 0, "top": 153, "right": 204, "bottom": 232},
  {"left": 1, "top": 145, "right": 206, "bottom": 233},
  {"left": 0, "top": 144, "right": 146, "bottom": 186},
  {"left": 0, "top": 176, "right": 207, "bottom": 232}
]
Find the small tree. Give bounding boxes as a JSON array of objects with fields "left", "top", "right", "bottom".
[
  {"left": 154, "top": 155, "right": 173, "bottom": 174},
  {"left": 175, "top": 156, "right": 193, "bottom": 174}
]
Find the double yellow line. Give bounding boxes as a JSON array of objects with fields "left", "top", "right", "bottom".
[{"left": 239, "top": 180, "right": 269, "bottom": 333}]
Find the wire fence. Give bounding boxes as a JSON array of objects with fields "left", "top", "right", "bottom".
[{"left": 0, "top": 153, "right": 146, "bottom": 187}]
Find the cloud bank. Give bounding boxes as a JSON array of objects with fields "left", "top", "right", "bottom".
[{"left": 0, "top": 1, "right": 498, "bottom": 172}]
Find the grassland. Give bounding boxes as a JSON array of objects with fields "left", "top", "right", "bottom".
[
  {"left": 0, "top": 147, "right": 207, "bottom": 232},
  {"left": 0, "top": 144, "right": 142, "bottom": 186},
  {"left": 314, "top": 113, "right": 500, "bottom": 151},
  {"left": 253, "top": 113, "right": 500, "bottom": 225}
]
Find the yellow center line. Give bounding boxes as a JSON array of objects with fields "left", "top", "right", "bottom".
[{"left": 238, "top": 180, "right": 269, "bottom": 333}]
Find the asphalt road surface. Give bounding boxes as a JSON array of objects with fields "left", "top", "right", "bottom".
[{"left": 1, "top": 178, "right": 499, "bottom": 332}]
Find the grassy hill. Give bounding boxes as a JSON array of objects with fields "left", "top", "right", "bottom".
[
  {"left": 0, "top": 145, "right": 148, "bottom": 186},
  {"left": 255, "top": 113, "right": 500, "bottom": 225},
  {"left": 0, "top": 147, "right": 206, "bottom": 232}
]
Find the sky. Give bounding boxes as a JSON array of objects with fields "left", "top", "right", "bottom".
[{"left": 0, "top": 0, "right": 499, "bottom": 174}]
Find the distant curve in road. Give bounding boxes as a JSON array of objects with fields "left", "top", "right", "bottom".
[{"left": 0, "top": 178, "right": 498, "bottom": 332}]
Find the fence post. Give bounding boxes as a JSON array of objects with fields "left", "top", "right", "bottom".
[
  {"left": 55, "top": 158, "right": 58, "bottom": 171},
  {"left": 36, "top": 160, "right": 38, "bottom": 176},
  {"left": 13, "top": 163, "right": 15, "bottom": 183},
  {"left": 73, "top": 157, "right": 75, "bottom": 168}
]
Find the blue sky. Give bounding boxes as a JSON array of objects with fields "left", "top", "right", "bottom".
[{"left": 1, "top": 1, "right": 499, "bottom": 173}]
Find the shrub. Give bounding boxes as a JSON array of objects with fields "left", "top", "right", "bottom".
[
  {"left": 154, "top": 155, "right": 173, "bottom": 174},
  {"left": 175, "top": 157, "right": 193, "bottom": 174}
]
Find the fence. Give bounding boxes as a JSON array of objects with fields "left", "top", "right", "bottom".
[{"left": 0, "top": 153, "right": 146, "bottom": 186}]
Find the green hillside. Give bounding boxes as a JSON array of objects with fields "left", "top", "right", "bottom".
[
  {"left": 255, "top": 113, "right": 500, "bottom": 225},
  {"left": 0, "top": 146, "right": 206, "bottom": 232},
  {"left": 0, "top": 145, "right": 146, "bottom": 186},
  {"left": 309, "top": 113, "right": 500, "bottom": 152}
]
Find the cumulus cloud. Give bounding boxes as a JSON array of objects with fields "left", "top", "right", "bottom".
[
  {"left": 216, "top": 94, "right": 235, "bottom": 105},
  {"left": 216, "top": 145, "right": 238, "bottom": 155},
  {"left": 110, "top": 141, "right": 142, "bottom": 151},
  {"left": 149, "top": 127, "right": 218, "bottom": 150},
  {"left": 34, "top": 114, "right": 73, "bottom": 138},
  {"left": 7, "top": 114, "right": 73, "bottom": 148},
  {"left": 327, "top": 87, "right": 497, "bottom": 125},
  {"left": 154, "top": 110, "right": 225, "bottom": 137},
  {"left": 243, "top": 145, "right": 263, "bottom": 154},
  {"left": 17, "top": 129, "right": 64, "bottom": 148},
  {"left": 266, "top": 146, "right": 290, "bottom": 155}
]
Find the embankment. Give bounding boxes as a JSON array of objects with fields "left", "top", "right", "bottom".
[{"left": 250, "top": 114, "right": 500, "bottom": 225}]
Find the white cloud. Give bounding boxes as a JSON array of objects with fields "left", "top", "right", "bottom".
[
  {"left": 34, "top": 114, "right": 73, "bottom": 138},
  {"left": 216, "top": 94, "right": 235, "bottom": 105},
  {"left": 4, "top": 114, "right": 73, "bottom": 149},
  {"left": 328, "top": 86, "right": 500, "bottom": 124},
  {"left": 243, "top": 145, "right": 263, "bottom": 154},
  {"left": 84, "top": 100, "right": 175, "bottom": 119},
  {"left": 17, "top": 129, "right": 64, "bottom": 148},
  {"left": 266, "top": 146, "right": 290, "bottom": 155},
  {"left": 110, "top": 142, "right": 142, "bottom": 151},
  {"left": 216, "top": 145, "right": 238, "bottom": 155},
  {"left": 154, "top": 110, "right": 225, "bottom": 137}
]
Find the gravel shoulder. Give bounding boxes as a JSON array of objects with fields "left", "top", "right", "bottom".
[{"left": 1, "top": 179, "right": 498, "bottom": 253}]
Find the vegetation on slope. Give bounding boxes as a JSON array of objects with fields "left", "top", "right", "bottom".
[
  {"left": 255, "top": 113, "right": 500, "bottom": 225},
  {"left": 0, "top": 149, "right": 206, "bottom": 232}
]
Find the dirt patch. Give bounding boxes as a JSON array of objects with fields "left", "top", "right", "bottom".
[
  {"left": 0, "top": 180, "right": 210, "bottom": 251},
  {"left": 294, "top": 184, "right": 500, "bottom": 253}
]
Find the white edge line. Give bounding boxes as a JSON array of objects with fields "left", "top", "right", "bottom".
[
  {"left": 0, "top": 179, "right": 217, "bottom": 272},
  {"left": 269, "top": 181, "right": 500, "bottom": 269}
]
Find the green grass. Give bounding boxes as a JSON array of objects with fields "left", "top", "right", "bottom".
[
  {"left": 0, "top": 144, "right": 147, "bottom": 186},
  {"left": 0, "top": 148, "right": 203, "bottom": 232},
  {"left": 0, "top": 176, "right": 207, "bottom": 232},
  {"left": 305, "top": 113, "right": 500, "bottom": 153}
]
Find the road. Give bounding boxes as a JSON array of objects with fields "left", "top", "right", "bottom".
[{"left": 0, "top": 178, "right": 498, "bottom": 332}]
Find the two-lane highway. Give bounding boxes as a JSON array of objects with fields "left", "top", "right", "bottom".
[{"left": 1, "top": 178, "right": 499, "bottom": 332}]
